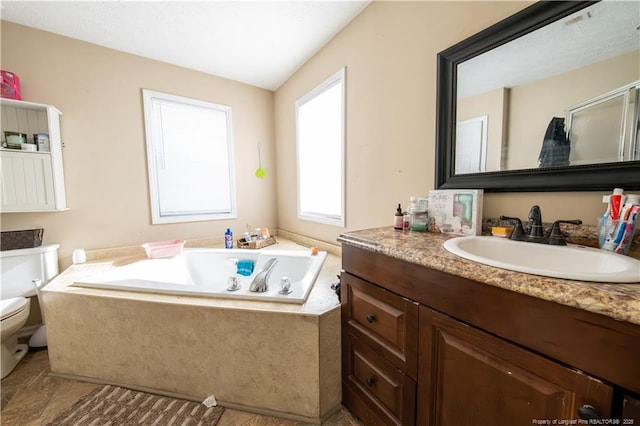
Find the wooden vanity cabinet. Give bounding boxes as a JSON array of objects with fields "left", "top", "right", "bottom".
[
  {"left": 342, "top": 272, "right": 419, "bottom": 425},
  {"left": 419, "top": 308, "right": 612, "bottom": 425},
  {"left": 341, "top": 244, "right": 640, "bottom": 426}
]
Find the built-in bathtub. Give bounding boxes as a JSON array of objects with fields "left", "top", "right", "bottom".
[
  {"left": 43, "top": 239, "right": 342, "bottom": 423},
  {"left": 72, "top": 249, "right": 327, "bottom": 304}
]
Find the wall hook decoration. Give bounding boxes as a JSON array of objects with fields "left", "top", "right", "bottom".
[{"left": 255, "top": 141, "right": 266, "bottom": 178}]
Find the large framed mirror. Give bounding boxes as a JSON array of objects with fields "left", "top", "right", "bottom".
[{"left": 435, "top": 1, "right": 640, "bottom": 192}]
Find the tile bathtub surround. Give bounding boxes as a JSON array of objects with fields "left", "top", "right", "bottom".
[
  {"left": 42, "top": 237, "right": 344, "bottom": 423},
  {"left": 338, "top": 227, "right": 640, "bottom": 325}
]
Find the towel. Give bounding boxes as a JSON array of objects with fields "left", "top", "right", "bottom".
[{"left": 237, "top": 260, "right": 255, "bottom": 276}]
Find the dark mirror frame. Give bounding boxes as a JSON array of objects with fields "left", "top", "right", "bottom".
[{"left": 435, "top": 1, "right": 640, "bottom": 192}]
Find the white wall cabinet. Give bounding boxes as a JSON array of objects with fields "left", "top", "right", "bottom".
[{"left": 0, "top": 99, "right": 67, "bottom": 212}]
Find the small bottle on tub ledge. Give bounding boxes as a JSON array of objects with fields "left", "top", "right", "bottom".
[{"left": 224, "top": 228, "right": 233, "bottom": 249}]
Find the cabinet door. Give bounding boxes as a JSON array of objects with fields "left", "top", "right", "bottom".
[
  {"left": 1, "top": 151, "right": 55, "bottom": 211},
  {"left": 418, "top": 307, "right": 613, "bottom": 426}
]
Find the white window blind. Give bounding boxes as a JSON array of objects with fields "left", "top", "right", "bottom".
[{"left": 142, "top": 89, "right": 236, "bottom": 224}]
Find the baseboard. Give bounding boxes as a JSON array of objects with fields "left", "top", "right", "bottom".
[{"left": 273, "top": 229, "right": 342, "bottom": 257}]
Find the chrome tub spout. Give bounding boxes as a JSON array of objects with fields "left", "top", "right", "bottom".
[{"left": 250, "top": 258, "right": 278, "bottom": 292}]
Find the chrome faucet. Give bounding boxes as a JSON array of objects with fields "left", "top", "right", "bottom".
[
  {"left": 249, "top": 258, "right": 278, "bottom": 292},
  {"left": 500, "top": 205, "right": 582, "bottom": 245}
]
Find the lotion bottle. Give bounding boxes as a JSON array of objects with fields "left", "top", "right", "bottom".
[
  {"left": 225, "top": 228, "right": 234, "bottom": 249},
  {"left": 394, "top": 204, "right": 404, "bottom": 230}
]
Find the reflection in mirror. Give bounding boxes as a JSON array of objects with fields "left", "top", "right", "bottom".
[
  {"left": 567, "top": 82, "right": 639, "bottom": 166},
  {"left": 455, "top": 1, "right": 639, "bottom": 175}
]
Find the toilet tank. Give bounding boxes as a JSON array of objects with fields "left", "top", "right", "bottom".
[{"left": 0, "top": 244, "right": 60, "bottom": 299}]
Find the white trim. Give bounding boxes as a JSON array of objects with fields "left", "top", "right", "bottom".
[
  {"left": 566, "top": 81, "right": 640, "bottom": 163},
  {"left": 142, "top": 89, "right": 237, "bottom": 224},
  {"left": 295, "top": 67, "right": 346, "bottom": 228}
]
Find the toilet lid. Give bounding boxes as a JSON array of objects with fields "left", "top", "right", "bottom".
[{"left": 0, "top": 297, "right": 29, "bottom": 321}]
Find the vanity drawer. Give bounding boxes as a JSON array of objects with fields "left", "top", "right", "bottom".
[
  {"left": 344, "top": 333, "right": 416, "bottom": 425},
  {"left": 342, "top": 272, "right": 419, "bottom": 378}
]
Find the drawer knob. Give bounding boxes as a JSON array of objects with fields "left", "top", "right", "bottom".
[
  {"left": 366, "top": 377, "right": 376, "bottom": 387},
  {"left": 577, "top": 405, "right": 600, "bottom": 420},
  {"left": 366, "top": 314, "right": 376, "bottom": 324}
]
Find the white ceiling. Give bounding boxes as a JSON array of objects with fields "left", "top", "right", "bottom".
[
  {"left": 0, "top": 1, "right": 370, "bottom": 91},
  {"left": 458, "top": 0, "right": 640, "bottom": 99}
]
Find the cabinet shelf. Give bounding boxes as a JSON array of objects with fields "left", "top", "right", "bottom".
[
  {"left": 0, "top": 148, "right": 51, "bottom": 155},
  {"left": 1, "top": 98, "right": 67, "bottom": 212}
]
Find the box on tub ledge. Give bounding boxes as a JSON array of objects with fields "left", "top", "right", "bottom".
[
  {"left": 41, "top": 238, "right": 342, "bottom": 423},
  {"left": 141, "top": 240, "right": 185, "bottom": 259}
]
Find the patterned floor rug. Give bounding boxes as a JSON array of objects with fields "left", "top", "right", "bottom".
[{"left": 46, "top": 385, "right": 225, "bottom": 425}]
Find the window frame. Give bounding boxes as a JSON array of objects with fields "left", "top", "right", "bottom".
[
  {"left": 295, "top": 68, "right": 346, "bottom": 227},
  {"left": 142, "top": 89, "right": 237, "bottom": 224}
]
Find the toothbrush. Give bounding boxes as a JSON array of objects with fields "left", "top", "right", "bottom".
[{"left": 615, "top": 206, "right": 639, "bottom": 255}]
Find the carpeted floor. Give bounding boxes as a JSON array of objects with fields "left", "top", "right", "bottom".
[{"left": 46, "top": 385, "right": 225, "bottom": 426}]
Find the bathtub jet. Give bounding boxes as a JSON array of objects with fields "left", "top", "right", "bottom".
[{"left": 72, "top": 249, "right": 327, "bottom": 304}]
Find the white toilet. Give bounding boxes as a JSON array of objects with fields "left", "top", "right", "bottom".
[
  {"left": 0, "top": 244, "right": 59, "bottom": 379},
  {"left": 0, "top": 297, "right": 30, "bottom": 378}
]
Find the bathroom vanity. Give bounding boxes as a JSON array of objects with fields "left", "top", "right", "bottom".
[{"left": 338, "top": 228, "right": 640, "bottom": 425}]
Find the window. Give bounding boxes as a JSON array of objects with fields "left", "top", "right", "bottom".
[
  {"left": 142, "top": 89, "right": 236, "bottom": 224},
  {"left": 295, "top": 68, "right": 346, "bottom": 227}
]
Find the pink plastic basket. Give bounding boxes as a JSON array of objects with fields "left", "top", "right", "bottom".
[
  {"left": 141, "top": 239, "right": 185, "bottom": 259},
  {"left": 1, "top": 71, "right": 21, "bottom": 100}
]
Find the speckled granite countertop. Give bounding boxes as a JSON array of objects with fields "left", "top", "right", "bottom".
[{"left": 338, "top": 227, "right": 640, "bottom": 325}]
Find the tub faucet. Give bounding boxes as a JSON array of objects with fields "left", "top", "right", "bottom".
[{"left": 250, "top": 258, "right": 278, "bottom": 292}]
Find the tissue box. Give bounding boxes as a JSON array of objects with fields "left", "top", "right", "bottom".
[{"left": 428, "top": 189, "right": 483, "bottom": 236}]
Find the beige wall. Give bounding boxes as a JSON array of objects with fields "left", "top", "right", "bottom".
[
  {"left": 2, "top": 2, "right": 624, "bottom": 267},
  {"left": 1, "top": 22, "right": 277, "bottom": 267},
  {"left": 274, "top": 1, "right": 611, "bottom": 244}
]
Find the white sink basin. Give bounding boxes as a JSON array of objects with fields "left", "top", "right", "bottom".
[{"left": 443, "top": 236, "right": 640, "bottom": 283}]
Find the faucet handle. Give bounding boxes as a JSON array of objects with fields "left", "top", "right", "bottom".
[
  {"left": 548, "top": 220, "right": 583, "bottom": 245},
  {"left": 499, "top": 216, "right": 526, "bottom": 241}
]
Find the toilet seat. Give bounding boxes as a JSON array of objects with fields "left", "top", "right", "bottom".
[{"left": 0, "top": 297, "right": 29, "bottom": 321}]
